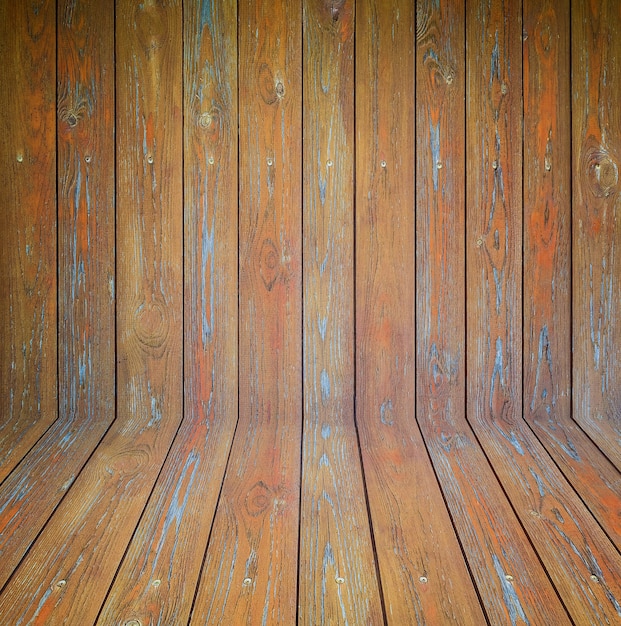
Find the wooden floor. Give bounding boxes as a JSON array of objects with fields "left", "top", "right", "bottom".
[{"left": 1, "top": 0, "right": 621, "bottom": 624}]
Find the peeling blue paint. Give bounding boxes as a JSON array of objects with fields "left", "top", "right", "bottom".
[
  {"left": 320, "top": 369, "right": 330, "bottom": 403},
  {"left": 492, "top": 554, "right": 529, "bottom": 626}
]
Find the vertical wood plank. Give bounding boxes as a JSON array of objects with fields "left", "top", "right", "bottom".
[
  {"left": 415, "top": 1, "right": 571, "bottom": 622},
  {"left": 466, "top": 1, "right": 621, "bottom": 622},
  {"left": 300, "top": 1, "right": 383, "bottom": 623},
  {"left": 0, "top": 0, "right": 57, "bottom": 482},
  {"left": 190, "top": 1, "right": 302, "bottom": 623},
  {"left": 572, "top": 0, "right": 621, "bottom": 470},
  {"left": 524, "top": 0, "right": 621, "bottom": 549},
  {"left": 0, "top": 0, "right": 116, "bottom": 588},
  {"left": 96, "top": 1, "right": 238, "bottom": 623},
  {"left": 0, "top": 0, "right": 185, "bottom": 622},
  {"left": 355, "top": 1, "right": 486, "bottom": 622}
]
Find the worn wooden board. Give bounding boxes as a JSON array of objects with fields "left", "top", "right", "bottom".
[
  {"left": 0, "top": 0, "right": 116, "bottom": 589},
  {"left": 0, "top": 0, "right": 184, "bottom": 622},
  {"left": 415, "top": 1, "right": 571, "bottom": 623},
  {"left": 96, "top": 1, "right": 238, "bottom": 623},
  {"left": 0, "top": 0, "right": 57, "bottom": 483},
  {"left": 467, "top": 1, "right": 621, "bottom": 622},
  {"left": 572, "top": 0, "right": 621, "bottom": 471},
  {"left": 189, "top": 0, "right": 302, "bottom": 623},
  {"left": 355, "top": 1, "right": 486, "bottom": 623},
  {"left": 299, "top": 1, "right": 383, "bottom": 623},
  {"left": 524, "top": 0, "right": 621, "bottom": 550}
]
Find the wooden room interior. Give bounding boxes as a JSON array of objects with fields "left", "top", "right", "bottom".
[{"left": 1, "top": 0, "right": 620, "bottom": 624}]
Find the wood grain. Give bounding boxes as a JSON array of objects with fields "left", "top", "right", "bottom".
[
  {"left": 467, "top": 2, "right": 621, "bottom": 622},
  {"left": 299, "top": 1, "right": 383, "bottom": 623},
  {"left": 524, "top": 0, "right": 621, "bottom": 550},
  {"left": 572, "top": 0, "right": 621, "bottom": 471},
  {"left": 0, "top": 0, "right": 57, "bottom": 483},
  {"left": 415, "top": 1, "right": 571, "bottom": 622},
  {"left": 96, "top": 1, "right": 238, "bottom": 622},
  {"left": 355, "top": 1, "right": 486, "bottom": 622},
  {"left": 189, "top": 0, "right": 302, "bottom": 623},
  {"left": 0, "top": 0, "right": 184, "bottom": 622},
  {"left": 0, "top": 0, "right": 115, "bottom": 589}
]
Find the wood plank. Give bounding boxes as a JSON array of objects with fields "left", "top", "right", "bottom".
[
  {"left": 572, "top": 0, "right": 621, "bottom": 470},
  {"left": 524, "top": 0, "right": 621, "bottom": 549},
  {"left": 467, "top": 1, "right": 621, "bottom": 622},
  {"left": 0, "top": 0, "right": 116, "bottom": 589},
  {"left": 189, "top": 0, "right": 302, "bottom": 623},
  {"left": 299, "top": 1, "right": 384, "bottom": 623},
  {"left": 415, "top": 1, "right": 571, "bottom": 622},
  {"left": 96, "top": 1, "right": 238, "bottom": 623},
  {"left": 355, "top": 1, "right": 486, "bottom": 622},
  {"left": 0, "top": 0, "right": 57, "bottom": 483},
  {"left": 0, "top": 0, "right": 184, "bottom": 622}
]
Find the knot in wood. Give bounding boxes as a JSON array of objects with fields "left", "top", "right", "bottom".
[{"left": 583, "top": 143, "right": 619, "bottom": 197}]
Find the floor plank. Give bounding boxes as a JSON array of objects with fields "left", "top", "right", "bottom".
[
  {"left": 189, "top": 1, "right": 303, "bottom": 622},
  {"left": 415, "top": 1, "right": 570, "bottom": 622},
  {"left": 355, "top": 1, "right": 486, "bottom": 623},
  {"left": 96, "top": 1, "right": 239, "bottom": 623},
  {"left": 524, "top": 0, "right": 621, "bottom": 551},
  {"left": 0, "top": 0, "right": 57, "bottom": 484},
  {"left": 300, "top": 1, "right": 384, "bottom": 623}
]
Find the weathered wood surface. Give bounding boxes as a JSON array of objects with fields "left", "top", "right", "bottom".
[
  {"left": 524, "top": 0, "right": 621, "bottom": 550},
  {"left": 0, "top": 0, "right": 184, "bottom": 623},
  {"left": 300, "top": 1, "right": 383, "bottom": 623},
  {"left": 0, "top": 0, "right": 57, "bottom": 483},
  {"left": 0, "top": 0, "right": 115, "bottom": 589},
  {"left": 572, "top": 0, "right": 621, "bottom": 471},
  {"left": 416, "top": 1, "right": 571, "bottom": 623},
  {"left": 355, "top": 1, "right": 486, "bottom": 623},
  {"left": 0, "top": 2, "right": 620, "bottom": 623},
  {"left": 96, "top": 1, "right": 238, "bottom": 624},
  {"left": 190, "top": 1, "right": 303, "bottom": 623}
]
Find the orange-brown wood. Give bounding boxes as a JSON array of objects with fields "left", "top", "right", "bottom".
[
  {"left": 415, "top": 1, "right": 571, "bottom": 622},
  {"left": 96, "top": 1, "right": 239, "bottom": 623},
  {"left": 189, "top": 1, "right": 302, "bottom": 623},
  {"left": 0, "top": 0, "right": 115, "bottom": 589},
  {"left": 572, "top": 0, "right": 621, "bottom": 471},
  {"left": 0, "top": 1, "right": 184, "bottom": 622},
  {"left": 355, "top": 1, "right": 486, "bottom": 622},
  {"left": 467, "top": 2, "right": 621, "bottom": 622},
  {"left": 524, "top": 0, "right": 621, "bottom": 550},
  {"left": 0, "top": 0, "right": 57, "bottom": 483},
  {"left": 299, "top": 1, "right": 383, "bottom": 623}
]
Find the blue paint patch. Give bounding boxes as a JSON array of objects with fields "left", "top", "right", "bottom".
[
  {"left": 200, "top": 0, "right": 214, "bottom": 31},
  {"left": 321, "top": 423, "right": 331, "bottom": 439},
  {"left": 319, "top": 453, "right": 329, "bottom": 468},
  {"left": 380, "top": 399, "right": 394, "bottom": 426},
  {"left": 320, "top": 369, "right": 330, "bottom": 403},
  {"left": 149, "top": 395, "right": 162, "bottom": 427},
  {"left": 201, "top": 177, "right": 215, "bottom": 346},
  {"left": 492, "top": 554, "right": 529, "bottom": 626},
  {"left": 490, "top": 337, "right": 504, "bottom": 409},
  {"left": 529, "top": 468, "right": 546, "bottom": 497},
  {"left": 492, "top": 267, "right": 503, "bottom": 313},
  {"left": 429, "top": 116, "right": 441, "bottom": 192},
  {"left": 318, "top": 315, "right": 327, "bottom": 341}
]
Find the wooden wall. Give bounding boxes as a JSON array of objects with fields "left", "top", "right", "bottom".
[{"left": 0, "top": 0, "right": 620, "bottom": 623}]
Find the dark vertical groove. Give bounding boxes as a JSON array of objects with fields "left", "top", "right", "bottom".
[
  {"left": 350, "top": 3, "right": 388, "bottom": 623},
  {"left": 568, "top": 0, "right": 574, "bottom": 435},
  {"left": 296, "top": 2, "right": 303, "bottom": 623}
]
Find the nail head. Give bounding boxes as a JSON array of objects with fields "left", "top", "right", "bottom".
[
  {"left": 380, "top": 160, "right": 387, "bottom": 168},
  {"left": 243, "top": 577, "right": 252, "bottom": 586},
  {"left": 147, "top": 155, "right": 154, "bottom": 164},
  {"left": 492, "top": 160, "right": 498, "bottom": 170},
  {"left": 591, "top": 575, "right": 600, "bottom": 583},
  {"left": 17, "top": 153, "right": 23, "bottom": 163},
  {"left": 208, "top": 156, "right": 215, "bottom": 165},
  {"left": 267, "top": 158, "right": 273, "bottom": 166},
  {"left": 327, "top": 160, "right": 333, "bottom": 167},
  {"left": 505, "top": 574, "right": 514, "bottom": 581},
  {"left": 335, "top": 576, "right": 345, "bottom": 584},
  {"left": 419, "top": 576, "right": 428, "bottom": 584}
]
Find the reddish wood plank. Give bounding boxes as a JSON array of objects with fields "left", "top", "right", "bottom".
[
  {"left": 355, "top": 1, "right": 485, "bottom": 622},
  {"left": 572, "top": 0, "right": 621, "bottom": 471},
  {"left": 96, "top": 1, "right": 238, "bottom": 622},
  {"left": 0, "top": 0, "right": 57, "bottom": 483},
  {"left": 0, "top": 0, "right": 116, "bottom": 589},
  {"left": 415, "top": 1, "right": 571, "bottom": 622},
  {"left": 189, "top": 1, "right": 302, "bottom": 623},
  {"left": 467, "top": 1, "right": 621, "bottom": 622},
  {"left": 524, "top": 0, "right": 621, "bottom": 549},
  {"left": 299, "top": 1, "right": 383, "bottom": 623},
  {"left": 0, "top": 0, "right": 184, "bottom": 622}
]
